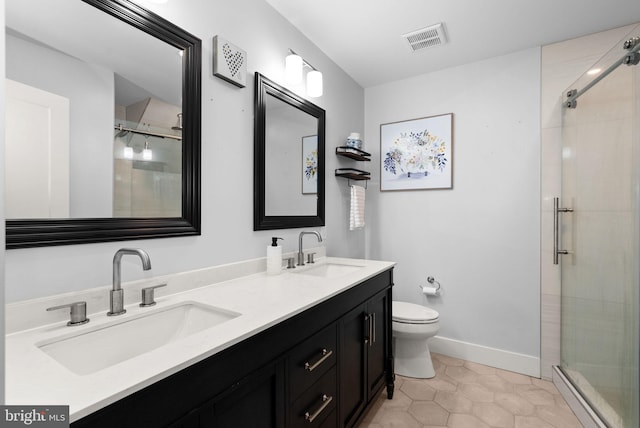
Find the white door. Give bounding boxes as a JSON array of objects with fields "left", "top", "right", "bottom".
[{"left": 5, "top": 79, "right": 70, "bottom": 218}]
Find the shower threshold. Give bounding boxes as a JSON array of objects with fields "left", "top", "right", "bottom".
[{"left": 552, "top": 366, "right": 617, "bottom": 428}]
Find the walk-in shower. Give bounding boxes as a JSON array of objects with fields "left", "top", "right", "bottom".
[
  {"left": 555, "top": 26, "right": 640, "bottom": 428},
  {"left": 113, "top": 118, "right": 183, "bottom": 218}
]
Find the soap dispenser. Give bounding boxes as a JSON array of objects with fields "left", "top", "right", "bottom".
[{"left": 267, "top": 237, "right": 283, "bottom": 275}]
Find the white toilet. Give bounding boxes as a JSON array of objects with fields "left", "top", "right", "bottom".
[{"left": 392, "top": 301, "right": 440, "bottom": 378}]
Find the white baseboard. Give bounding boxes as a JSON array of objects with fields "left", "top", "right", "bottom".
[{"left": 429, "top": 336, "right": 541, "bottom": 377}]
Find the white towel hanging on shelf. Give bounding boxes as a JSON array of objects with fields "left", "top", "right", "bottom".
[{"left": 350, "top": 184, "right": 365, "bottom": 230}]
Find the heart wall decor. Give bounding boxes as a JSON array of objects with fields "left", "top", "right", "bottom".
[{"left": 213, "top": 35, "right": 247, "bottom": 88}]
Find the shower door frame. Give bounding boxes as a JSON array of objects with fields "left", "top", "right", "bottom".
[{"left": 553, "top": 32, "right": 640, "bottom": 428}]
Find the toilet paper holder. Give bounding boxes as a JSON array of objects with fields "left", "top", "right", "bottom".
[{"left": 418, "top": 276, "right": 441, "bottom": 295}]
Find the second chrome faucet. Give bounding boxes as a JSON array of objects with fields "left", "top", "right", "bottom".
[
  {"left": 297, "top": 231, "right": 322, "bottom": 266},
  {"left": 108, "top": 248, "right": 152, "bottom": 316}
]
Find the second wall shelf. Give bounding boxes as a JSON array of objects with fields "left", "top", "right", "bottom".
[
  {"left": 335, "top": 146, "right": 371, "bottom": 161},
  {"left": 335, "top": 146, "right": 371, "bottom": 186},
  {"left": 335, "top": 168, "right": 371, "bottom": 181}
]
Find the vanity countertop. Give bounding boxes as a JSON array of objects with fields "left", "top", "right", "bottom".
[{"left": 5, "top": 257, "right": 394, "bottom": 422}]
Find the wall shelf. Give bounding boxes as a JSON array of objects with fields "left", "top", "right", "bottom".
[
  {"left": 335, "top": 145, "right": 371, "bottom": 188},
  {"left": 335, "top": 168, "right": 371, "bottom": 181},
  {"left": 335, "top": 146, "right": 371, "bottom": 161}
]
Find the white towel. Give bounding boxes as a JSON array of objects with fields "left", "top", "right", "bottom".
[{"left": 350, "top": 185, "right": 365, "bottom": 230}]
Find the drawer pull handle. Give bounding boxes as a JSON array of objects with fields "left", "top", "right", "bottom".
[
  {"left": 304, "top": 349, "right": 333, "bottom": 372},
  {"left": 305, "top": 394, "right": 333, "bottom": 423}
]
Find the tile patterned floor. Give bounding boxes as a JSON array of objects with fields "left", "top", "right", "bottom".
[{"left": 360, "top": 353, "right": 583, "bottom": 428}]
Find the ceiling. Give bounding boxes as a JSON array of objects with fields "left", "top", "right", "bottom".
[
  {"left": 266, "top": 0, "right": 640, "bottom": 88},
  {"left": 6, "top": 0, "right": 182, "bottom": 107}
]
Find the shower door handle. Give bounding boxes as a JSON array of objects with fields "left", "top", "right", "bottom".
[{"left": 553, "top": 197, "right": 573, "bottom": 264}]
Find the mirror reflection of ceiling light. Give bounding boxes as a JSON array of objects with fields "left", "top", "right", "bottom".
[
  {"left": 143, "top": 140, "right": 153, "bottom": 161},
  {"left": 124, "top": 146, "right": 134, "bottom": 159}
]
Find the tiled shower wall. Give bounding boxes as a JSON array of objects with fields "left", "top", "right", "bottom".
[{"left": 539, "top": 24, "right": 638, "bottom": 379}]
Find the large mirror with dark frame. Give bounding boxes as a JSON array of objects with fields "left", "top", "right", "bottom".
[
  {"left": 5, "top": 0, "right": 202, "bottom": 249},
  {"left": 254, "top": 73, "right": 325, "bottom": 230}
]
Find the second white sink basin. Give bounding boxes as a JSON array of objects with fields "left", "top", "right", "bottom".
[
  {"left": 37, "top": 302, "right": 240, "bottom": 375},
  {"left": 294, "top": 262, "right": 364, "bottom": 278}
]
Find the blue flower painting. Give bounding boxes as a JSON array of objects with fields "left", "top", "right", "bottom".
[
  {"left": 302, "top": 135, "right": 318, "bottom": 194},
  {"left": 380, "top": 113, "right": 453, "bottom": 191}
]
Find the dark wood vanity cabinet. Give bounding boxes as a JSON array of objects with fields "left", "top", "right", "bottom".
[
  {"left": 71, "top": 268, "right": 393, "bottom": 428},
  {"left": 168, "top": 360, "right": 286, "bottom": 428},
  {"left": 339, "top": 288, "right": 391, "bottom": 428},
  {"left": 288, "top": 324, "right": 338, "bottom": 427}
]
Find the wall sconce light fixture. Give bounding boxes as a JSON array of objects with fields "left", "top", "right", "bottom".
[
  {"left": 285, "top": 52, "right": 303, "bottom": 85},
  {"left": 307, "top": 70, "right": 323, "bottom": 97},
  {"left": 285, "top": 49, "right": 323, "bottom": 97}
]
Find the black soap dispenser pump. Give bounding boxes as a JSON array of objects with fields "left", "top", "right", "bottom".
[{"left": 267, "top": 237, "right": 283, "bottom": 275}]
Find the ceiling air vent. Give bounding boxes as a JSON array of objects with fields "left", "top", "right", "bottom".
[{"left": 402, "top": 23, "right": 447, "bottom": 52}]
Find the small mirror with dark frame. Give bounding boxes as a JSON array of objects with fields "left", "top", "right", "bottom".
[
  {"left": 5, "top": 0, "right": 202, "bottom": 249},
  {"left": 254, "top": 73, "right": 325, "bottom": 230}
]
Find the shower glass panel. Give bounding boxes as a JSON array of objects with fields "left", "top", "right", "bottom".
[
  {"left": 560, "top": 30, "right": 640, "bottom": 428},
  {"left": 113, "top": 119, "right": 182, "bottom": 218}
]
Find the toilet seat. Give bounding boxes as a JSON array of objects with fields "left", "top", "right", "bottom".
[{"left": 393, "top": 301, "right": 439, "bottom": 324}]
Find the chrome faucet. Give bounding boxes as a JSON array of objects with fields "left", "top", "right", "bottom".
[
  {"left": 298, "top": 231, "right": 322, "bottom": 266},
  {"left": 108, "top": 248, "right": 152, "bottom": 316}
]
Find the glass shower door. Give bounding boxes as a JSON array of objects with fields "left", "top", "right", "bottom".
[{"left": 559, "top": 37, "right": 640, "bottom": 428}]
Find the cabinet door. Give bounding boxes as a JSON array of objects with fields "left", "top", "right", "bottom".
[
  {"left": 366, "top": 288, "right": 389, "bottom": 399},
  {"left": 166, "top": 410, "right": 199, "bottom": 428},
  {"left": 338, "top": 304, "right": 367, "bottom": 428},
  {"left": 208, "top": 360, "right": 285, "bottom": 428}
]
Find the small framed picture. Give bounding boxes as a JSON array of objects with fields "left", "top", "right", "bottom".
[
  {"left": 302, "top": 135, "right": 318, "bottom": 194},
  {"left": 380, "top": 113, "right": 453, "bottom": 191},
  {"left": 213, "top": 35, "right": 247, "bottom": 88}
]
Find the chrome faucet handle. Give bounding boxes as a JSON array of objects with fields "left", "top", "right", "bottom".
[
  {"left": 286, "top": 257, "right": 296, "bottom": 269},
  {"left": 47, "top": 301, "right": 90, "bottom": 326},
  {"left": 307, "top": 252, "right": 316, "bottom": 264},
  {"left": 140, "top": 283, "right": 167, "bottom": 307}
]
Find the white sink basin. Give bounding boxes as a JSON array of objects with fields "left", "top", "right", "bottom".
[
  {"left": 294, "top": 263, "right": 364, "bottom": 278},
  {"left": 37, "top": 302, "right": 240, "bottom": 375}
]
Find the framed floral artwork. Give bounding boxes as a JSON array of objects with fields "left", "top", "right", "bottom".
[
  {"left": 302, "top": 135, "right": 318, "bottom": 194},
  {"left": 380, "top": 113, "right": 453, "bottom": 191}
]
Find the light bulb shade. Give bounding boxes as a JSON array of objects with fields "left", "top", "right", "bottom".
[
  {"left": 307, "top": 70, "right": 323, "bottom": 97},
  {"left": 143, "top": 148, "right": 153, "bottom": 160},
  {"left": 285, "top": 54, "right": 303, "bottom": 85},
  {"left": 124, "top": 147, "right": 133, "bottom": 159}
]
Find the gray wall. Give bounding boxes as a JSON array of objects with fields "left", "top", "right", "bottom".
[
  {"left": 6, "top": 33, "right": 113, "bottom": 218},
  {"left": 365, "top": 48, "right": 542, "bottom": 364},
  {"left": 1, "top": 0, "right": 6, "bottom": 403}
]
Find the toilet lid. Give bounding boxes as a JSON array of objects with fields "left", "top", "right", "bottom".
[{"left": 392, "top": 301, "right": 439, "bottom": 323}]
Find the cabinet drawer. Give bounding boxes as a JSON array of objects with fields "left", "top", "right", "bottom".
[
  {"left": 291, "top": 367, "right": 337, "bottom": 428},
  {"left": 289, "top": 324, "right": 337, "bottom": 398}
]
